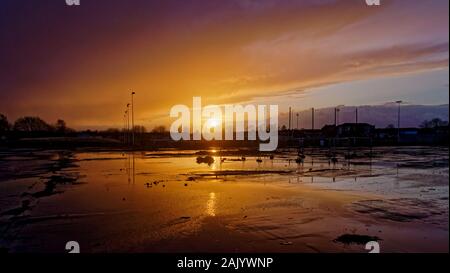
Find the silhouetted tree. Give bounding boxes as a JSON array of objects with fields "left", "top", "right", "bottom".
[
  {"left": 133, "top": 125, "right": 147, "bottom": 133},
  {"left": 420, "top": 118, "right": 449, "bottom": 128},
  {"left": 151, "top": 125, "right": 166, "bottom": 134},
  {"left": 0, "top": 114, "right": 11, "bottom": 132},
  {"left": 13, "top": 116, "right": 53, "bottom": 132},
  {"left": 55, "top": 119, "right": 67, "bottom": 133},
  {"left": 105, "top": 128, "right": 120, "bottom": 133},
  {"left": 386, "top": 124, "right": 395, "bottom": 129}
]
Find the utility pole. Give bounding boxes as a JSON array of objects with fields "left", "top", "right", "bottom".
[
  {"left": 311, "top": 108, "right": 315, "bottom": 130},
  {"left": 296, "top": 113, "right": 299, "bottom": 130},
  {"left": 355, "top": 107, "right": 358, "bottom": 124}
]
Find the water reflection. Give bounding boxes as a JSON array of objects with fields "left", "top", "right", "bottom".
[
  {"left": 124, "top": 152, "right": 135, "bottom": 185},
  {"left": 119, "top": 147, "right": 438, "bottom": 196},
  {"left": 206, "top": 192, "right": 216, "bottom": 216}
]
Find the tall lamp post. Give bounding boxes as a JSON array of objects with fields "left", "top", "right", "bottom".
[
  {"left": 335, "top": 105, "right": 344, "bottom": 126},
  {"left": 131, "top": 91, "right": 136, "bottom": 146},
  {"left": 396, "top": 100, "right": 402, "bottom": 143},
  {"left": 126, "top": 103, "right": 130, "bottom": 145},
  {"left": 123, "top": 112, "right": 127, "bottom": 143},
  {"left": 288, "top": 107, "right": 292, "bottom": 131}
]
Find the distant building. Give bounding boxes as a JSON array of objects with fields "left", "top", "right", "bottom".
[
  {"left": 375, "top": 126, "right": 449, "bottom": 145},
  {"left": 337, "top": 123, "right": 375, "bottom": 138},
  {"left": 375, "top": 128, "right": 396, "bottom": 141},
  {"left": 321, "top": 125, "right": 337, "bottom": 137}
]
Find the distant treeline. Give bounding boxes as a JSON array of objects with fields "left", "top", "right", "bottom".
[
  {"left": 419, "top": 118, "right": 449, "bottom": 129},
  {"left": 0, "top": 114, "right": 172, "bottom": 148},
  {"left": 0, "top": 115, "right": 73, "bottom": 134},
  {"left": 0, "top": 114, "right": 168, "bottom": 135}
]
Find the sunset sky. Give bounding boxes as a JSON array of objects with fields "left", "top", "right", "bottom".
[{"left": 0, "top": 0, "right": 448, "bottom": 129}]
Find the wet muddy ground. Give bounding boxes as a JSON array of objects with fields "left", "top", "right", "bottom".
[{"left": 0, "top": 146, "right": 448, "bottom": 253}]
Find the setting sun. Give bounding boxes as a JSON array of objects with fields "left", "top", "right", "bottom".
[{"left": 208, "top": 118, "right": 220, "bottom": 128}]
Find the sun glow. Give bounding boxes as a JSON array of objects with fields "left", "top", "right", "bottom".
[{"left": 208, "top": 118, "right": 220, "bottom": 128}]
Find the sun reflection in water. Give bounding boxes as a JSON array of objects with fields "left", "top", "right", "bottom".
[
  {"left": 206, "top": 192, "right": 216, "bottom": 216},
  {"left": 210, "top": 157, "right": 220, "bottom": 170}
]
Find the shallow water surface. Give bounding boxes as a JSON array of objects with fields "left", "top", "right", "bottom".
[{"left": 0, "top": 147, "right": 448, "bottom": 253}]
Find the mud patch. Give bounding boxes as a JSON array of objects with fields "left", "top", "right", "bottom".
[
  {"left": 333, "top": 234, "right": 381, "bottom": 245},
  {"left": 0, "top": 200, "right": 32, "bottom": 216},
  {"left": 24, "top": 173, "right": 82, "bottom": 198}
]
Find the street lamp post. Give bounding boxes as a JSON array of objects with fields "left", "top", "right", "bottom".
[
  {"left": 334, "top": 108, "right": 337, "bottom": 126},
  {"left": 396, "top": 100, "right": 402, "bottom": 143},
  {"left": 288, "top": 107, "right": 292, "bottom": 131},
  {"left": 126, "top": 104, "right": 130, "bottom": 145},
  {"left": 336, "top": 108, "right": 340, "bottom": 126},
  {"left": 131, "top": 91, "right": 136, "bottom": 146},
  {"left": 335, "top": 105, "right": 344, "bottom": 126},
  {"left": 123, "top": 113, "right": 127, "bottom": 143}
]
